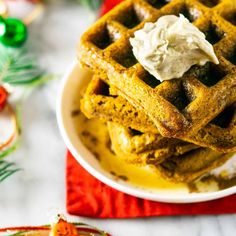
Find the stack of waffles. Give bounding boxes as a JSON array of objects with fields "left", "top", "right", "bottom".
[{"left": 78, "top": 0, "right": 236, "bottom": 183}]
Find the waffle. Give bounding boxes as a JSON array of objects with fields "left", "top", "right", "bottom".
[
  {"left": 157, "top": 148, "right": 233, "bottom": 183},
  {"left": 81, "top": 76, "right": 236, "bottom": 152},
  {"left": 107, "top": 122, "right": 198, "bottom": 165},
  {"left": 107, "top": 122, "right": 197, "bottom": 154},
  {"left": 109, "top": 141, "right": 172, "bottom": 166},
  {"left": 78, "top": 0, "right": 236, "bottom": 140},
  {"left": 80, "top": 75, "right": 157, "bottom": 134}
]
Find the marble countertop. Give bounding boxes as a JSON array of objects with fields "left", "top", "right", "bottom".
[{"left": 0, "top": 0, "right": 236, "bottom": 235}]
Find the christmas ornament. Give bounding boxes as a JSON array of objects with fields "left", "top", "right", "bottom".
[
  {"left": 0, "top": 0, "right": 46, "bottom": 182},
  {"left": 0, "top": 0, "right": 43, "bottom": 47},
  {"left": 0, "top": 16, "right": 27, "bottom": 47},
  {"left": 0, "top": 86, "right": 8, "bottom": 111}
]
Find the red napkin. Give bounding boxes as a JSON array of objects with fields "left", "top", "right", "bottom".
[
  {"left": 66, "top": 0, "right": 236, "bottom": 218},
  {"left": 67, "top": 152, "right": 236, "bottom": 218}
]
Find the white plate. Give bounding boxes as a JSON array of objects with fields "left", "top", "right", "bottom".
[{"left": 57, "top": 62, "right": 236, "bottom": 203}]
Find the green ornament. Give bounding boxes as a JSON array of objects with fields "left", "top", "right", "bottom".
[{"left": 0, "top": 17, "right": 27, "bottom": 47}]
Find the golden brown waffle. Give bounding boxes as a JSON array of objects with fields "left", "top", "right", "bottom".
[
  {"left": 80, "top": 76, "right": 157, "bottom": 134},
  {"left": 157, "top": 148, "right": 233, "bottom": 183},
  {"left": 107, "top": 122, "right": 195, "bottom": 154},
  {"left": 81, "top": 76, "right": 236, "bottom": 152},
  {"left": 78, "top": 0, "right": 236, "bottom": 140},
  {"left": 107, "top": 122, "right": 198, "bottom": 165}
]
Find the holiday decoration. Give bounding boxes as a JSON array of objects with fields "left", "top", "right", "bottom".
[
  {"left": 0, "top": 215, "right": 111, "bottom": 236},
  {"left": 0, "top": 0, "right": 47, "bottom": 182},
  {"left": 0, "top": 45, "right": 44, "bottom": 85},
  {"left": 0, "top": 16, "right": 27, "bottom": 47},
  {"left": 0, "top": 160, "right": 20, "bottom": 182},
  {"left": 0, "top": 86, "right": 8, "bottom": 111},
  {"left": 80, "top": 0, "right": 103, "bottom": 11}
]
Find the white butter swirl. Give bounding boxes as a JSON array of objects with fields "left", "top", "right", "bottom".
[{"left": 130, "top": 14, "right": 219, "bottom": 82}]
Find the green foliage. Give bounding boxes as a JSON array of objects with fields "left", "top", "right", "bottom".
[
  {"left": 0, "top": 103, "right": 22, "bottom": 182},
  {"left": 0, "top": 45, "right": 51, "bottom": 183},
  {"left": 0, "top": 160, "right": 21, "bottom": 183},
  {"left": 6, "top": 231, "right": 27, "bottom": 236},
  {"left": 0, "top": 140, "right": 20, "bottom": 160},
  {"left": 80, "top": 0, "right": 103, "bottom": 11},
  {"left": 0, "top": 45, "right": 44, "bottom": 86}
]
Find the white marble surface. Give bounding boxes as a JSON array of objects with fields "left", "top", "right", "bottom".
[{"left": 1, "top": 1, "right": 236, "bottom": 235}]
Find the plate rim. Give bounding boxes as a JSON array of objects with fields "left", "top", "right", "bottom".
[{"left": 56, "top": 62, "right": 236, "bottom": 203}]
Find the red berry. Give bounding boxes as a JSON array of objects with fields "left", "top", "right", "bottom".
[{"left": 0, "top": 86, "right": 8, "bottom": 111}]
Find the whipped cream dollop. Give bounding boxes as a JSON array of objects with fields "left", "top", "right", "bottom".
[{"left": 130, "top": 14, "right": 219, "bottom": 82}]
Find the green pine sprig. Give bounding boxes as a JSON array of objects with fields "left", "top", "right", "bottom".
[
  {"left": 0, "top": 102, "right": 22, "bottom": 182},
  {"left": 80, "top": 0, "right": 103, "bottom": 11},
  {"left": 0, "top": 45, "right": 44, "bottom": 86},
  {"left": 7, "top": 231, "right": 28, "bottom": 236},
  {"left": 0, "top": 45, "right": 53, "bottom": 183},
  {"left": 0, "top": 160, "right": 21, "bottom": 183}
]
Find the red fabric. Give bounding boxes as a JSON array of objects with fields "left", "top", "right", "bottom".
[
  {"left": 67, "top": 152, "right": 236, "bottom": 218},
  {"left": 66, "top": 0, "right": 236, "bottom": 218}
]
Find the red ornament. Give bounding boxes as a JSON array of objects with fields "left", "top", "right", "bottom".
[{"left": 0, "top": 86, "right": 8, "bottom": 111}]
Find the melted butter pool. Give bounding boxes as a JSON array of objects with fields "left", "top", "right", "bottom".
[{"left": 73, "top": 111, "right": 187, "bottom": 192}]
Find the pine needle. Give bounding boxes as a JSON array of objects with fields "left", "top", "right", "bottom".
[
  {"left": 0, "top": 40, "right": 55, "bottom": 184},
  {"left": 0, "top": 98, "right": 22, "bottom": 182},
  {"left": 80, "top": 0, "right": 103, "bottom": 11},
  {"left": 0, "top": 100, "right": 22, "bottom": 160},
  {"left": 0, "top": 160, "right": 21, "bottom": 182},
  {"left": 0, "top": 45, "right": 44, "bottom": 86},
  {"left": 5, "top": 231, "right": 27, "bottom": 236}
]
